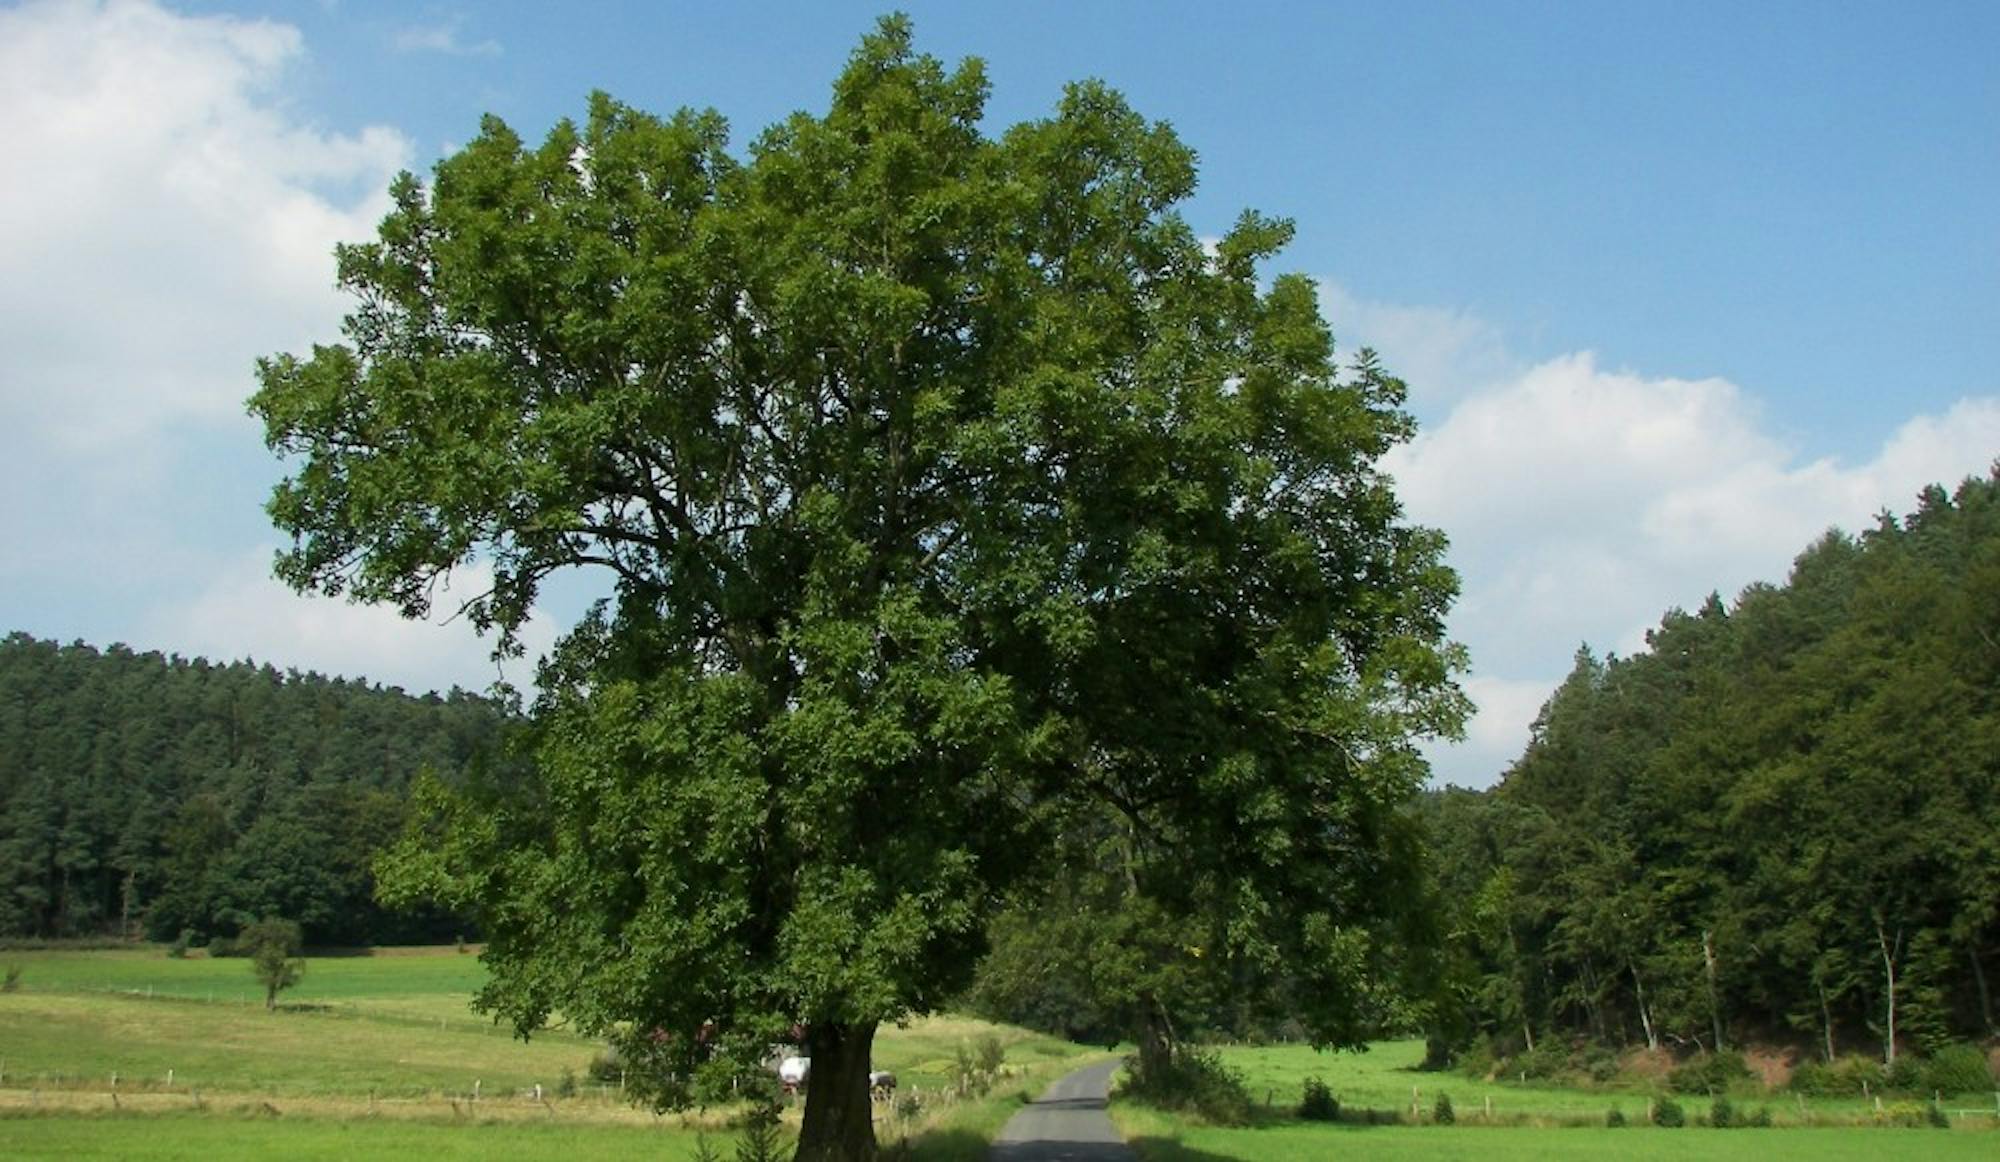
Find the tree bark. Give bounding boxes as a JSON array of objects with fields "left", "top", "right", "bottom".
[
  {"left": 1631, "top": 964, "right": 1658, "bottom": 1052},
  {"left": 1136, "top": 993, "right": 1176, "bottom": 1082},
  {"left": 1701, "top": 929, "right": 1725, "bottom": 1052},
  {"left": 797, "top": 1021, "right": 877, "bottom": 1162},
  {"left": 1971, "top": 946, "right": 1994, "bottom": 1036},
  {"left": 1873, "top": 914, "right": 1899, "bottom": 1065}
]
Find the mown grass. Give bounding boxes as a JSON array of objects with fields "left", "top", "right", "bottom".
[
  {"left": 1204, "top": 1040, "right": 1994, "bottom": 1126},
  {"left": 1112, "top": 1040, "right": 2000, "bottom": 1161},
  {"left": 0, "top": 1112, "right": 736, "bottom": 1161},
  {"left": 0, "top": 943, "right": 1105, "bottom": 1159},
  {"left": 1111, "top": 1109, "right": 2000, "bottom": 1162}
]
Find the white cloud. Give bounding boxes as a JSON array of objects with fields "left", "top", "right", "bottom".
[
  {"left": 390, "top": 17, "right": 501, "bottom": 58},
  {"left": 0, "top": 0, "right": 408, "bottom": 452},
  {"left": 153, "top": 550, "right": 555, "bottom": 697},
  {"left": 0, "top": 2, "right": 526, "bottom": 697},
  {"left": 1329, "top": 290, "right": 2000, "bottom": 788}
]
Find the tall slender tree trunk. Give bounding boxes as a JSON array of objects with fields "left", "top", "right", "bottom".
[
  {"left": 1816, "top": 976, "right": 1836, "bottom": 1062},
  {"left": 1631, "top": 964, "right": 1658, "bottom": 1052},
  {"left": 1971, "top": 947, "right": 1994, "bottom": 1036},
  {"left": 1873, "top": 914, "right": 1899, "bottom": 1065},
  {"left": 1701, "top": 929, "right": 1725, "bottom": 1052},
  {"left": 797, "top": 1021, "right": 877, "bottom": 1162}
]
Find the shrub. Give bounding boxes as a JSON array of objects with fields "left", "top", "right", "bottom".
[
  {"left": 1456, "top": 1040, "right": 1498, "bottom": 1081},
  {"left": 1921, "top": 1044, "right": 1993, "bottom": 1096},
  {"left": 1605, "top": 1107, "right": 1626, "bottom": 1127},
  {"left": 734, "top": 1104, "right": 786, "bottom": 1162},
  {"left": 1885, "top": 1053, "right": 1924, "bottom": 1093},
  {"left": 1122, "top": 1049, "right": 1253, "bottom": 1125},
  {"left": 895, "top": 1091, "right": 922, "bottom": 1121},
  {"left": 1709, "top": 1095, "right": 1735, "bottom": 1128},
  {"left": 168, "top": 929, "right": 193, "bottom": 959},
  {"left": 207, "top": 935, "right": 244, "bottom": 958},
  {"left": 1926, "top": 1101, "right": 1950, "bottom": 1129},
  {"left": 1298, "top": 1076, "right": 1339, "bottom": 1121},
  {"left": 1, "top": 964, "right": 19, "bottom": 992},
  {"left": 976, "top": 1033, "right": 1006, "bottom": 1078},
  {"left": 1433, "top": 1092, "right": 1455, "bottom": 1124},
  {"left": 1747, "top": 1105, "right": 1772, "bottom": 1127},
  {"left": 587, "top": 1050, "right": 622, "bottom": 1083},
  {"left": 556, "top": 1067, "right": 577, "bottom": 1099},
  {"left": 1653, "top": 1097, "right": 1685, "bottom": 1127},
  {"left": 1668, "top": 1050, "right": 1752, "bottom": 1095}
]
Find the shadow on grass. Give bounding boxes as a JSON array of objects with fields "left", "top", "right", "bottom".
[{"left": 893, "top": 1126, "right": 994, "bottom": 1162}]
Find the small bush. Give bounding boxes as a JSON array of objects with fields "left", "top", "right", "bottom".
[
  {"left": 1455, "top": 1040, "right": 1498, "bottom": 1081},
  {"left": 168, "top": 929, "right": 193, "bottom": 959},
  {"left": 895, "top": 1091, "right": 922, "bottom": 1121},
  {"left": 1, "top": 964, "right": 20, "bottom": 992},
  {"left": 1925, "top": 1101, "right": 1950, "bottom": 1129},
  {"left": 587, "top": 1051, "right": 622, "bottom": 1083},
  {"left": 1747, "top": 1105, "right": 1772, "bottom": 1127},
  {"left": 1122, "top": 1049, "right": 1253, "bottom": 1125},
  {"left": 207, "top": 935, "right": 244, "bottom": 958},
  {"left": 1605, "top": 1107, "right": 1626, "bottom": 1128},
  {"left": 1872, "top": 1101, "right": 1929, "bottom": 1128},
  {"left": 976, "top": 1033, "right": 1006, "bottom": 1078},
  {"left": 1653, "top": 1097, "right": 1685, "bottom": 1127},
  {"left": 1885, "top": 1053, "right": 1924, "bottom": 1093},
  {"left": 1433, "top": 1092, "right": 1455, "bottom": 1124},
  {"left": 1921, "top": 1044, "right": 1994, "bottom": 1096},
  {"left": 1668, "top": 1050, "right": 1752, "bottom": 1095},
  {"left": 1709, "top": 1095, "right": 1735, "bottom": 1127},
  {"left": 556, "top": 1067, "right": 577, "bottom": 1099},
  {"left": 1298, "top": 1076, "right": 1339, "bottom": 1121},
  {"left": 692, "top": 1135, "right": 721, "bottom": 1162},
  {"left": 734, "top": 1104, "right": 786, "bottom": 1162}
]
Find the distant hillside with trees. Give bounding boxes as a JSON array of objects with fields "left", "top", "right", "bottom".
[
  {"left": 1427, "top": 468, "right": 2000, "bottom": 1067},
  {"left": 0, "top": 635, "right": 511, "bottom": 945}
]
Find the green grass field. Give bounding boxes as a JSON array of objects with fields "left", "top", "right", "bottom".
[
  {"left": 1111, "top": 1114, "right": 2000, "bottom": 1161},
  {"left": 0, "top": 944, "right": 1103, "bottom": 1159},
  {"left": 1110, "top": 1040, "right": 2000, "bottom": 1161}
]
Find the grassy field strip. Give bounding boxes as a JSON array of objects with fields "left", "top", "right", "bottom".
[
  {"left": 0, "top": 1113, "right": 737, "bottom": 1162},
  {"left": 1109, "top": 1114, "right": 2000, "bottom": 1161},
  {"left": 1209, "top": 1040, "right": 2000, "bottom": 1127}
]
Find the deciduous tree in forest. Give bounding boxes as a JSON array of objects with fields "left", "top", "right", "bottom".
[{"left": 256, "top": 19, "right": 1465, "bottom": 1159}]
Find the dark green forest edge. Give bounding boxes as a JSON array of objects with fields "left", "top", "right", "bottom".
[
  {"left": 7, "top": 471, "right": 1996, "bottom": 1107},
  {"left": 0, "top": 638, "right": 505, "bottom": 946},
  {"left": 1413, "top": 470, "right": 2000, "bottom": 1092},
  {"left": 968, "top": 471, "right": 2000, "bottom": 1104}
]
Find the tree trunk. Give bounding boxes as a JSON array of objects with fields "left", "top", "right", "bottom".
[
  {"left": 1137, "top": 994, "right": 1174, "bottom": 1082},
  {"left": 1631, "top": 964, "right": 1658, "bottom": 1052},
  {"left": 1816, "top": 976, "right": 1836, "bottom": 1061},
  {"left": 1873, "top": 914, "right": 1899, "bottom": 1065},
  {"left": 1701, "top": 929, "right": 1725, "bottom": 1052},
  {"left": 1971, "top": 946, "right": 1994, "bottom": 1036},
  {"left": 797, "top": 1021, "right": 877, "bottom": 1162}
]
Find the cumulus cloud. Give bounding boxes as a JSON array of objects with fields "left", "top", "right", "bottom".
[
  {"left": 152, "top": 550, "right": 555, "bottom": 697},
  {"left": 0, "top": 0, "right": 409, "bottom": 450},
  {"left": 0, "top": 1, "right": 528, "bottom": 697},
  {"left": 1341, "top": 289, "right": 2000, "bottom": 786}
]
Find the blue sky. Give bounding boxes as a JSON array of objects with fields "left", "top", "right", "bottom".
[{"left": 2, "top": 0, "right": 1996, "bottom": 785}]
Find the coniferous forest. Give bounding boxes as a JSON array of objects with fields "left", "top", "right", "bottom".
[
  {"left": 1426, "top": 469, "right": 2000, "bottom": 1064},
  {"left": 0, "top": 637, "right": 508, "bottom": 945},
  {"left": 3, "top": 470, "right": 1996, "bottom": 1072}
]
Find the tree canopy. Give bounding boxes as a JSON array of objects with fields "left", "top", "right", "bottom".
[{"left": 254, "top": 18, "right": 1464, "bottom": 1159}]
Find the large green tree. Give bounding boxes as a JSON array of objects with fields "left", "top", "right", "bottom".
[{"left": 256, "top": 19, "right": 1464, "bottom": 1160}]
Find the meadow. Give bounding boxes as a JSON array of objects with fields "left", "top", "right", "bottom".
[
  {"left": 1109, "top": 1039, "right": 2000, "bottom": 1161},
  {"left": 0, "top": 945, "right": 1103, "bottom": 1160}
]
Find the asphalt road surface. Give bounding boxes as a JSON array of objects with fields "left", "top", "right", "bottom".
[{"left": 988, "top": 1058, "right": 1134, "bottom": 1162}]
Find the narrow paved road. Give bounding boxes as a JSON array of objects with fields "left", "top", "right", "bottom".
[{"left": 988, "top": 1058, "right": 1135, "bottom": 1161}]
